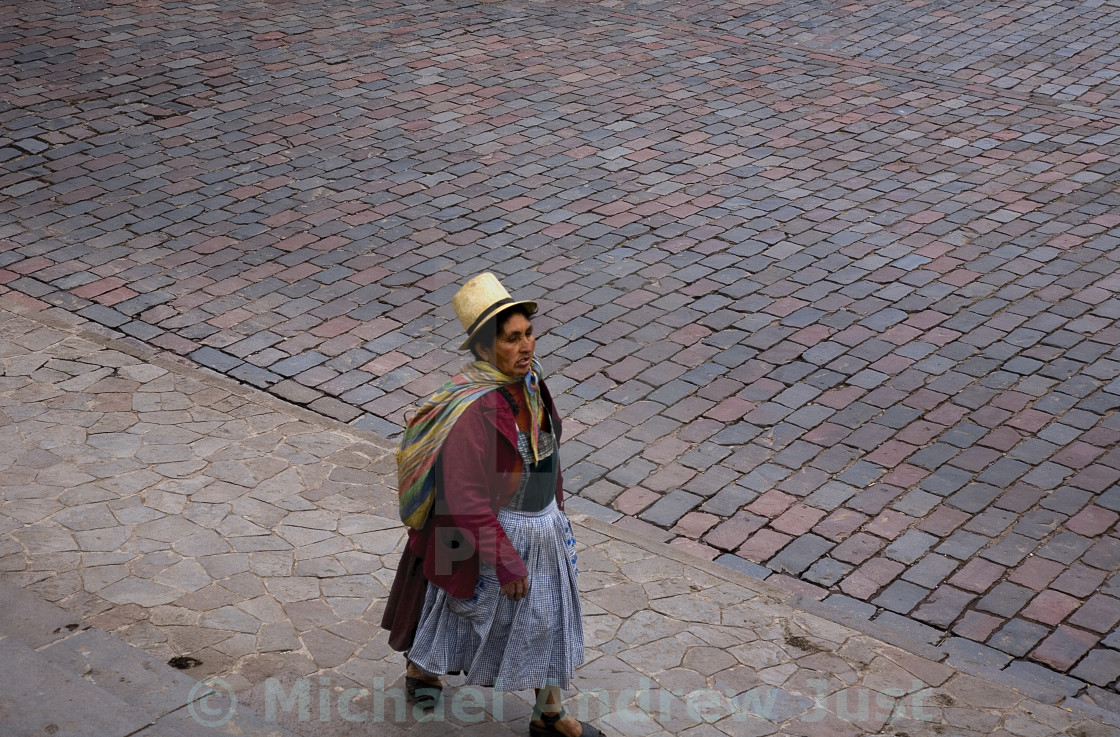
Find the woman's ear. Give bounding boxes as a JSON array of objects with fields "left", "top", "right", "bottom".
[{"left": 473, "top": 341, "right": 493, "bottom": 364}]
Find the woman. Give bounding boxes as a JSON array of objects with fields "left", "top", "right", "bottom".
[{"left": 382, "top": 273, "right": 601, "bottom": 737}]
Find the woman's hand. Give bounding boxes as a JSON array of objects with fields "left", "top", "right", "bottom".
[{"left": 500, "top": 576, "right": 530, "bottom": 601}]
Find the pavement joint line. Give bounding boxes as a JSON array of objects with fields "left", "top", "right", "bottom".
[
  {"left": 668, "top": 28, "right": 1111, "bottom": 116},
  {"left": 560, "top": 0, "right": 1120, "bottom": 114},
  {"left": 586, "top": 507, "right": 1118, "bottom": 724},
  {"left": 1, "top": 579, "right": 303, "bottom": 736},
  {"left": 579, "top": 513, "right": 948, "bottom": 663},
  {"left": 539, "top": 0, "right": 1113, "bottom": 117},
  {"left": 0, "top": 294, "right": 398, "bottom": 456}
]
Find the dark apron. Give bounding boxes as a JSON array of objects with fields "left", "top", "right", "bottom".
[{"left": 507, "top": 428, "right": 558, "bottom": 513}]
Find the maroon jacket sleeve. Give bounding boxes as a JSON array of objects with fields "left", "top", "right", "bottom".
[{"left": 439, "top": 401, "right": 529, "bottom": 587}]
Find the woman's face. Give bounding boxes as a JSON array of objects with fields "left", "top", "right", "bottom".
[{"left": 479, "top": 312, "right": 534, "bottom": 378}]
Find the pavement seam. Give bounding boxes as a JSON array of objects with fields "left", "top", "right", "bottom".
[
  {"left": 0, "top": 294, "right": 397, "bottom": 456},
  {"left": 550, "top": 0, "right": 1120, "bottom": 116},
  {"left": 536, "top": 0, "right": 1114, "bottom": 118}
]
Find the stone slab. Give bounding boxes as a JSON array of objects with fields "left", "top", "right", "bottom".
[
  {"left": 0, "top": 636, "right": 150, "bottom": 737},
  {"left": 39, "top": 629, "right": 200, "bottom": 720},
  {"left": 0, "top": 578, "right": 82, "bottom": 648}
]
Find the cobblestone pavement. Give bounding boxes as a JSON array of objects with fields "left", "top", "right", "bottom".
[
  {"left": 1, "top": 299, "right": 1119, "bottom": 737},
  {"left": 583, "top": 0, "right": 1120, "bottom": 108},
  {"left": 3, "top": 0, "right": 1120, "bottom": 710}
]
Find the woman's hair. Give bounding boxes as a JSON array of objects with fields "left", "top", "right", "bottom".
[{"left": 469, "top": 304, "right": 533, "bottom": 359}]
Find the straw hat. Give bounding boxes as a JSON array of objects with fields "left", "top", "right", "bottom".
[{"left": 452, "top": 273, "right": 537, "bottom": 351}]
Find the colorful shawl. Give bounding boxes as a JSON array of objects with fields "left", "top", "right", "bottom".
[{"left": 396, "top": 357, "right": 545, "bottom": 530}]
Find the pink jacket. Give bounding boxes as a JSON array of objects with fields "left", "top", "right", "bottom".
[{"left": 406, "top": 381, "right": 564, "bottom": 598}]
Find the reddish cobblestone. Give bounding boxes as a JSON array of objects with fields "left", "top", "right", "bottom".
[
  {"left": 668, "top": 537, "right": 720, "bottom": 561},
  {"left": 830, "top": 532, "right": 886, "bottom": 566},
  {"left": 1008, "top": 557, "right": 1066, "bottom": 591},
  {"left": 855, "top": 558, "right": 907, "bottom": 587},
  {"left": 863, "top": 511, "right": 914, "bottom": 541},
  {"left": 949, "top": 559, "right": 1007, "bottom": 594},
  {"left": 1021, "top": 590, "right": 1082, "bottom": 626},
  {"left": 917, "top": 507, "right": 970, "bottom": 537},
  {"left": 952, "top": 611, "right": 1004, "bottom": 642},
  {"left": 840, "top": 558, "right": 907, "bottom": 600},
  {"left": 737, "top": 530, "right": 794, "bottom": 564},
  {"left": 704, "top": 512, "right": 767, "bottom": 552},
  {"left": 703, "top": 397, "right": 756, "bottom": 423},
  {"left": 1065, "top": 506, "right": 1120, "bottom": 538},
  {"left": 770, "top": 505, "right": 827, "bottom": 536},
  {"left": 613, "top": 487, "right": 660, "bottom": 517},
  {"left": 865, "top": 441, "right": 918, "bottom": 468},
  {"left": 812, "top": 509, "right": 868, "bottom": 542},
  {"left": 746, "top": 490, "right": 798, "bottom": 519},
  {"left": 671, "top": 512, "right": 720, "bottom": 539},
  {"left": 1030, "top": 626, "right": 1101, "bottom": 672},
  {"left": 642, "top": 463, "right": 697, "bottom": 493}
]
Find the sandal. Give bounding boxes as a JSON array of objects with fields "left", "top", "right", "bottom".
[
  {"left": 529, "top": 707, "right": 602, "bottom": 737},
  {"left": 405, "top": 675, "right": 442, "bottom": 709}
]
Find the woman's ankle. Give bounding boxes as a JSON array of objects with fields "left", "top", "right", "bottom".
[{"left": 405, "top": 661, "right": 441, "bottom": 683}]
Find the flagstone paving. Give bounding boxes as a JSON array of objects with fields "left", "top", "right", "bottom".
[
  {"left": 1, "top": 299, "right": 1118, "bottom": 737},
  {"left": 2, "top": 0, "right": 1120, "bottom": 715}
]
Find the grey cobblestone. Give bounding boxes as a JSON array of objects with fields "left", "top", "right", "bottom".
[
  {"left": 943, "top": 637, "right": 1014, "bottom": 673},
  {"left": 714, "top": 554, "right": 771, "bottom": 580},
  {"left": 189, "top": 347, "right": 243, "bottom": 373},
  {"left": 989, "top": 619, "right": 1051, "bottom": 658},
  {"left": 937, "top": 531, "right": 990, "bottom": 561},
  {"left": 872, "top": 580, "right": 929, "bottom": 615},
  {"left": 981, "top": 534, "right": 1038, "bottom": 567},
  {"left": 948, "top": 483, "right": 1002, "bottom": 514},
  {"left": 885, "top": 530, "right": 939, "bottom": 565},
  {"left": 1071, "top": 649, "right": 1120, "bottom": 688},
  {"left": 639, "top": 490, "right": 702, "bottom": 528},
  {"left": 870, "top": 611, "right": 943, "bottom": 647},
  {"left": 977, "top": 582, "right": 1036, "bottom": 618},
  {"left": 966, "top": 509, "right": 1018, "bottom": 537},
  {"left": 803, "top": 558, "right": 853, "bottom": 587},
  {"left": 902, "top": 554, "right": 959, "bottom": 588},
  {"left": 999, "top": 661, "right": 1087, "bottom": 704},
  {"left": 912, "top": 585, "right": 974, "bottom": 628},
  {"left": 768, "top": 534, "right": 834, "bottom": 575}
]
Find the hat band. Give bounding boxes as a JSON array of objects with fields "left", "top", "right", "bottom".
[{"left": 466, "top": 297, "right": 515, "bottom": 338}]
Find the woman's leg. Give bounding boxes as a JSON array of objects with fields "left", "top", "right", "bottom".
[
  {"left": 405, "top": 659, "right": 442, "bottom": 686},
  {"left": 532, "top": 685, "right": 598, "bottom": 737},
  {"left": 405, "top": 658, "right": 443, "bottom": 708}
]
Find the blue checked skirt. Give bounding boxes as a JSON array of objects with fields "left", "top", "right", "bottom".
[{"left": 407, "top": 499, "right": 585, "bottom": 692}]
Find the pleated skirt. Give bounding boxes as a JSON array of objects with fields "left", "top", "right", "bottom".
[{"left": 406, "top": 500, "right": 584, "bottom": 692}]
